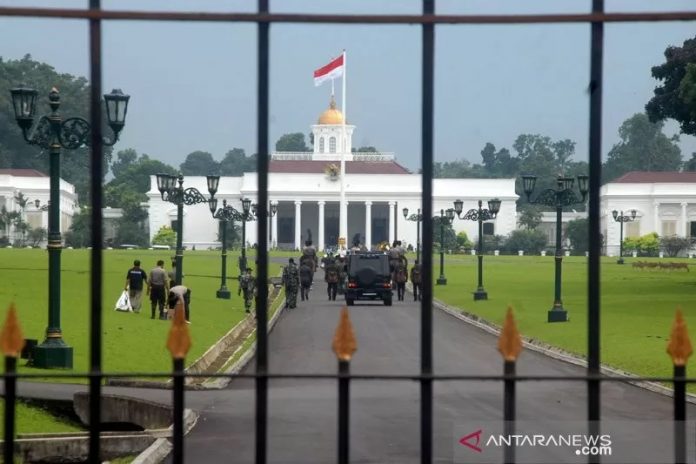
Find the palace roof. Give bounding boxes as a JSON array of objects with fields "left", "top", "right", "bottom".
[
  {"left": 269, "top": 160, "right": 411, "bottom": 175},
  {"left": 613, "top": 171, "right": 696, "bottom": 183}
]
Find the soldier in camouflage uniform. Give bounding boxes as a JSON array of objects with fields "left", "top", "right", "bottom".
[
  {"left": 282, "top": 258, "right": 300, "bottom": 309},
  {"left": 238, "top": 267, "right": 256, "bottom": 313}
]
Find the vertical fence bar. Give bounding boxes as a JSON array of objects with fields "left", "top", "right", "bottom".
[
  {"left": 421, "top": 1, "right": 435, "bottom": 463},
  {"left": 3, "top": 356, "right": 16, "bottom": 464},
  {"left": 256, "top": 0, "right": 270, "bottom": 463},
  {"left": 1, "top": 305, "right": 23, "bottom": 464},
  {"left": 88, "top": 0, "right": 104, "bottom": 461},
  {"left": 333, "top": 307, "right": 357, "bottom": 464},
  {"left": 667, "top": 310, "right": 691, "bottom": 464},
  {"left": 167, "top": 301, "right": 192, "bottom": 464},
  {"left": 498, "top": 308, "right": 521, "bottom": 464},
  {"left": 173, "top": 357, "right": 185, "bottom": 464},
  {"left": 587, "top": 1, "right": 604, "bottom": 462}
]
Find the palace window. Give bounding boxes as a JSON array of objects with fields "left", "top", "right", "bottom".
[
  {"left": 662, "top": 220, "right": 677, "bottom": 237},
  {"left": 329, "top": 136, "right": 336, "bottom": 154},
  {"left": 319, "top": 137, "right": 325, "bottom": 153}
]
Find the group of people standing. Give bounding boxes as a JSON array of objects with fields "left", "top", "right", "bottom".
[
  {"left": 124, "top": 259, "right": 191, "bottom": 323},
  {"left": 282, "top": 240, "right": 319, "bottom": 309}
]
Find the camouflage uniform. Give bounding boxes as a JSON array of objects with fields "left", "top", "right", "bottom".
[
  {"left": 238, "top": 270, "right": 256, "bottom": 313},
  {"left": 282, "top": 261, "right": 300, "bottom": 309},
  {"left": 324, "top": 260, "right": 339, "bottom": 301}
]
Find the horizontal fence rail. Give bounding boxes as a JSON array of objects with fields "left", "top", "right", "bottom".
[{"left": 2, "top": 2, "right": 696, "bottom": 463}]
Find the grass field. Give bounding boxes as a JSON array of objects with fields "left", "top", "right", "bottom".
[
  {"left": 433, "top": 254, "right": 696, "bottom": 380},
  {"left": 0, "top": 248, "right": 280, "bottom": 379},
  {"left": 0, "top": 399, "right": 83, "bottom": 435}
]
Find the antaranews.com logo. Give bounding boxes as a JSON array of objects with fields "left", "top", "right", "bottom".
[{"left": 459, "top": 429, "right": 612, "bottom": 458}]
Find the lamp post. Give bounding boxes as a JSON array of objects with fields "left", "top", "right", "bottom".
[
  {"left": 33, "top": 199, "right": 50, "bottom": 212},
  {"left": 435, "top": 208, "right": 456, "bottom": 285},
  {"left": 402, "top": 207, "right": 423, "bottom": 263},
  {"left": 9, "top": 85, "right": 130, "bottom": 368},
  {"left": 156, "top": 173, "right": 220, "bottom": 286},
  {"left": 453, "top": 198, "right": 502, "bottom": 301},
  {"left": 521, "top": 174, "right": 589, "bottom": 323},
  {"left": 612, "top": 209, "right": 636, "bottom": 265}
]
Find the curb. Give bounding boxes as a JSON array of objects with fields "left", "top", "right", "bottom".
[
  {"left": 129, "top": 409, "right": 198, "bottom": 464},
  {"left": 428, "top": 292, "right": 696, "bottom": 404},
  {"left": 202, "top": 287, "right": 286, "bottom": 390}
]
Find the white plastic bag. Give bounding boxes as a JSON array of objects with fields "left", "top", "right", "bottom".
[{"left": 115, "top": 290, "right": 132, "bottom": 312}]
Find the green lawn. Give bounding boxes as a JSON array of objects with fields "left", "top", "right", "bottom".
[
  {"left": 0, "top": 248, "right": 281, "bottom": 380},
  {"left": 433, "top": 254, "right": 696, "bottom": 380},
  {"left": 1, "top": 399, "right": 83, "bottom": 435}
]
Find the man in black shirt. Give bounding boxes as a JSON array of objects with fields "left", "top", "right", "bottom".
[{"left": 125, "top": 260, "right": 148, "bottom": 313}]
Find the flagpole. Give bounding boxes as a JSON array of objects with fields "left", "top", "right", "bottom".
[{"left": 339, "top": 50, "right": 347, "bottom": 248}]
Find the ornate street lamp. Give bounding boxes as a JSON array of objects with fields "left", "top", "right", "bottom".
[
  {"left": 209, "top": 199, "right": 244, "bottom": 299},
  {"left": 435, "top": 208, "right": 456, "bottom": 285},
  {"left": 33, "top": 199, "right": 49, "bottom": 212},
  {"left": 453, "top": 198, "right": 501, "bottom": 300},
  {"left": 521, "top": 174, "right": 589, "bottom": 323},
  {"left": 402, "top": 207, "right": 423, "bottom": 263},
  {"left": 612, "top": 209, "right": 637, "bottom": 265},
  {"left": 9, "top": 85, "right": 130, "bottom": 369},
  {"left": 235, "top": 198, "right": 277, "bottom": 275},
  {"left": 156, "top": 173, "right": 219, "bottom": 286}
]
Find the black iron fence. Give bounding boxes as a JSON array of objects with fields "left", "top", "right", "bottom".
[{"left": 1, "top": 2, "right": 696, "bottom": 463}]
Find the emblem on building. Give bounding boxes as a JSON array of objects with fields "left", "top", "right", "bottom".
[{"left": 325, "top": 163, "right": 340, "bottom": 181}]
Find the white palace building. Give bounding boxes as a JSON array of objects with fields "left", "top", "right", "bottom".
[{"left": 147, "top": 99, "right": 519, "bottom": 250}]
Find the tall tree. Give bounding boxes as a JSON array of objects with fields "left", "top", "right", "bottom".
[
  {"left": 684, "top": 152, "right": 696, "bottom": 171},
  {"left": 603, "top": 113, "right": 682, "bottom": 182},
  {"left": 219, "top": 148, "right": 257, "bottom": 176},
  {"left": 275, "top": 132, "right": 309, "bottom": 152},
  {"left": 105, "top": 149, "right": 177, "bottom": 208},
  {"left": 180, "top": 150, "right": 220, "bottom": 175},
  {"left": 0, "top": 55, "right": 113, "bottom": 204},
  {"left": 646, "top": 36, "right": 696, "bottom": 136},
  {"left": 110, "top": 148, "right": 138, "bottom": 179}
]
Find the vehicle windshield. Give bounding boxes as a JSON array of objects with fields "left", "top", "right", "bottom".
[{"left": 349, "top": 255, "right": 389, "bottom": 274}]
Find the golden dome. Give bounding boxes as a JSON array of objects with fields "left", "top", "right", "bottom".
[{"left": 317, "top": 96, "right": 344, "bottom": 125}]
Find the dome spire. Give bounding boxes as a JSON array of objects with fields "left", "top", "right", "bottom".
[{"left": 318, "top": 95, "right": 344, "bottom": 125}]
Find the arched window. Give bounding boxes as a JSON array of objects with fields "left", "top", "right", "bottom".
[
  {"left": 319, "top": 137, "right": 325, "bottom": 153},
  {"left": 329, "top": 136, "right": 336, "bottom": 154}
]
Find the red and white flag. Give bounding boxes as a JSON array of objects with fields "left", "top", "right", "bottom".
[{"left": 313, "top": 53, "right": 344, "bottom": 87}]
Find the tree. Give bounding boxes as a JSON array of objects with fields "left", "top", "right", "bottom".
[
  {"left": 114, "top": 196, "right": 149, "bottom": 247},
  {"left": 27, "top": 227, "right": 47, "bottom": 247},
  {"left": 565, "top": 218, "right": 589, "bottom": 254},
  {"left": 0, "top": 55, "right": 113, "bottom": 204},
  {"left": 456, "top": 231, "right": 472, "bottom": 250},
  {"left": 518, "top": 205, "right": 543, "bottom": 230},
  {"left": 152, "top": 225, "right": 176, "bottom": 247},
  {"left": 110, "top": 148, "right": 138, "bottom": 179},
  {"left": 275, "top": 133, "right": 309, "bottom": 152},
  {"left": 64, "top": 207, "right": 91, "bottom": 248},
  {"left": 105, "top": 150, "right": 177, "bottom": 208},
  {"left": 180, "top": 151, "right": 220, "bottom": 176},
  {"left": 219, "top": 148, "right": 257, "bottom": 176},
  {"left": 603, "top": 113, "right": 682, "bottom": 182},
  {"left": 684, "top": 153, "right": 696, "bottom": 171},
  {"left": 646, "top": 36, "right": 696, "bottom": 136}
]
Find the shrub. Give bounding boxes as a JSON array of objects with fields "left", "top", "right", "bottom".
[
  {"left": 660, "top": 235, "right": 693, "bottom": 257},
  {"left": 456, "top": 231, "right": 472, "bottom": 250},
  {"left": 566, "top": 218, "right": 588, "bottom": 254},
  {"left": 152, "top": 225, "right": 177, "bottom": 248},
  {"left": 504, "top": 229, "right": 548, "bottom": 254},
  {"left": 623, "top": 232, "right": 660, "bottom": 257}
]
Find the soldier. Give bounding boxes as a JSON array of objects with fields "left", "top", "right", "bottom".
[
  {"left": 388, "top": 240, "right": 408, "bottom": 272},
  {"left": 238, "top": 267, "right": 256, "bottom": 313},
  {"left": 301, "top": 239, "right": 318, "bottom": 272},
  {"left": 410, "top": 260, "right": 423, "bottom": 301},
  {"left": 325, "top": 257, "right": 340, "bottom": 301},
  {"left": 299, "top": 260, "right": 313, "bottom": 301},
  {"left": 282, "top": 258, "right": 300, "bottom": 309}
]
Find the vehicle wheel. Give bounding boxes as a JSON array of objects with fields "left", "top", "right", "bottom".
[
  {"left": 346, "top": 299, "right": 354, "bottom": 306},
  {"left": 384, "top": 298, "right": 392, "bottom": 306}
]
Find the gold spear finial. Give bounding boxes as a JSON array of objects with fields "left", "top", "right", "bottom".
[
  {"left": 166, "top": 299, "right": 191, "bottom": 360},
  {"left": 667, "top": 308, "right": 692, "bottom": 367},
  {"left": 498, "top": 307, "right": 522, "bottom": 362},
  {"left": 332, "top": 307, "right": 357, "bottom": 362},
  {"left": 0, "top": 303, "right": 25, "bottom": 358}
]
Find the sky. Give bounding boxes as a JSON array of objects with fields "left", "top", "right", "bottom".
[{"left": 1, "top": 0, "right": 695, "bottom": 173}]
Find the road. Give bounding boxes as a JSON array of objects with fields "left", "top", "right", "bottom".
[{"left": 175, "top": 277, "right": 687, "bottom": 464}]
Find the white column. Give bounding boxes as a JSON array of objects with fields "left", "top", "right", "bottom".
[
  {"left": 681, "top": 202, "right": 688, "bottom": 237},
  {"left": 388, "top": 201, "right": 395, "bottom": 244},
  {"left": 365, "top": 201, "right": 372, "bottom": 249},
  {"left": 318, "top": 201, "right": 325, "bottom": 251},
  {"left": 653, "top": 202, "right": 660, "bottom": 236},
  {"left": 271, "top": 200, "right": 278, "bottom": 248},
  {"left": 294, "top": 200, "right": 302, "bottom": 250}
]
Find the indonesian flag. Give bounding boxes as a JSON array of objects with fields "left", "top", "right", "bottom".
[{"left": 313, "top": 53, "right": 344, "bottom": 87}]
